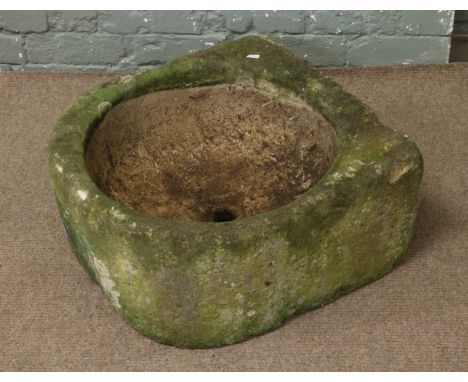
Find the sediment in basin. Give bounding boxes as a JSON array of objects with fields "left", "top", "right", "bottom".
[{"left": 86, "top": 84, "right": 337, "bottom": 222}]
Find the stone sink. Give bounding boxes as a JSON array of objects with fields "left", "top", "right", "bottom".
[{"left": 48, "top": 36, "right": 423, "bottom": 348}]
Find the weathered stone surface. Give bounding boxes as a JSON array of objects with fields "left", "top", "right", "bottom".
[
  {"left": 307, "top": 10, "right": 366, "bottom": 35},
  {"left": 0, "top": 10, "right": 47, "bottom": 32},
  {"left": 348, "top": 36, "right": 451, "bottom": 66},
  {"left": 47, "top": 11, "right": 98, "bottom": 32},
  {"left": 149, "top": 10, "right": 202, "bottom": 34},
  {"left": 133, "top": 34, "right": 225, "bottom": 65},
  {"left": 275, "top": 35, "right": 347, "bottom": 66},
  {"left": 48, "top": 36, "right": 423, "bottom": 348},
  {"left": 26, "top": 33, "right": 126, "bottom": 65},
  {"left": 16, "top": 64, "right": 113, "bottom": 72},
  {"left": 307, "top": 10, "right": 404, "bottom": 35},
  {"left": 364, "top": 10, "right": 403, "bottom": 34},
  {"left": 254, "top": 10, "right": 304, "bottom": 34},
  {"left": 0, "top": 63, "right": 12, "bottom": 71},
  {"left": 402, "top": 10, "right": 454, "bottom": 36},
  {"left": 203, "top": 11, "right": 226, "bottom": 33},
  {"left": 222, "top": 10, "right": 252, "bottom": 33},
  {"left": 0, "top": 34, "right": 24, "bottom": 64},
  {"left": 100, "top": 10, "right": 150, "bottom": 34}
]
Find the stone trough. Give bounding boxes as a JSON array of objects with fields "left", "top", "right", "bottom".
[{"left": 48, "top": 36, "right": 423, "bottom": 348}]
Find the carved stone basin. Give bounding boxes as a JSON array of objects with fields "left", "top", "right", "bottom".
[
  {"left": 85, "top": 83, "right": 337, "bottom": 222},
  {"left": 48, "top": 36, "right": 423, "bottom": 348}
]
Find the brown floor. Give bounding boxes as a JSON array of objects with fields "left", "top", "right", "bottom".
[{"left": 1, "top": 64, "right": 467, "bottom": 371}]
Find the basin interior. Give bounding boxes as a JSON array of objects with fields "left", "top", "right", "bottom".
[{"left": 85, "top": 83, "right": 337, "bottom": 222}]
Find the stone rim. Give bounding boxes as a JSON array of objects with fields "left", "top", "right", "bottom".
[{"left": 49, "top": 35, "right": 418, "bottom": 232}]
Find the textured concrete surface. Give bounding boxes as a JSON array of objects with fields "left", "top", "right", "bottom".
[{"left": 0, "top": 10, "right": 455, "bottom": 72}]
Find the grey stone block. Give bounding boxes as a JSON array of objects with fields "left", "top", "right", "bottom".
[
  {"left": 307, "top": 10, "right": 366, "bottom": 35},
  {"left": 204, "top": 11, "right": 226, "bottom": 33},
  {"left": 133, "top": 34, "right": 225, "bottom": 65},
  {"left": 0, "top": 11, "right": 48, "bottom": 33},
  {"left": 0, "top": 64, "right": 12, "bottom": 71},
  {"left": 0, "top": 34, "right": 25, "bottom": 64},
  {"left": 149, "top": 11, "right": 202, "bottom": 34},
  {"left": 364, "top": 10, "right": 402, "bottom": 34},
  {"left": 254, "top": 11, "right": 304, "bottom": 34},
  {"left": 274, "top": 35, "right": 347, "bottom": 66},
  {"left": 348, "top": 36, "right": 451, "bottom": 66},
  {"left": 17, "top": 63, "right": 117, "bottom": 72},
  {"left": 100, "top": 10, "right": 150, "bottom": 34},
  {"left": 402, "top": 11, "right": 454, "bottom": 36},
  {"left": 26, "top": 33, "right": 126, "bottom": 65},
  {"left": 47, "top": 11, "right": 97, "bottom": 32},
  {"left": 222, "top": 11, "right": 253, "bottom": 33}
]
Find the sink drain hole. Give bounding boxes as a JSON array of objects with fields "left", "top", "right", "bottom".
[{"left": 212, "top": 209, "right": 236, "bottom": 222}]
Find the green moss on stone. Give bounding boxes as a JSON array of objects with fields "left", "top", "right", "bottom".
[{"left": 48, "top": 35, "right": 423, "bottom": 348}]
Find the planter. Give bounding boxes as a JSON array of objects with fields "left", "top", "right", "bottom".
[{"left": 48, "top": 36, "right": 423, "bottom": 348}]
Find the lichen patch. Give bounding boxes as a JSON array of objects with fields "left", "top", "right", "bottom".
[
  {"left": 388, "top": 163, "right": 414, "bottom": 185},
  {"left": 77, "top": 190, "right": 88, "bottom": 200},
  {"left": 90, "top": 256, "right": 121, "bottom": 309},
  {"left": 119, "top": 74, "right": 134, "bottom": 85},
  {"left": 247, "top": 310, "right": 256, "bottom": 317},
  {"left": 97, "top": 101, "right": 112, "bottom": 117}
]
